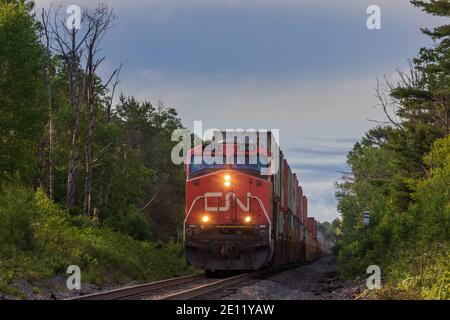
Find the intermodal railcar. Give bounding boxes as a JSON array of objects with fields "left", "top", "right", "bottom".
[{"left": 184, "top": 131, "right": 324, "bottom": 273}]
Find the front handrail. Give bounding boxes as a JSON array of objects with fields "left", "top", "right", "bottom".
[{"left": 183, "top": 194, "right": 273, "bottom": 253}]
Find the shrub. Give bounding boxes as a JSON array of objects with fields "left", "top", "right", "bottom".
[
  {"left": 103, "top": 209, "right": 152, "bottom": 241},
  {"left": 0, "top": 182, "right": 35, "bottom": 251},
  {"left": 0, "top": 184, "right": 195, "bottom": 297}
]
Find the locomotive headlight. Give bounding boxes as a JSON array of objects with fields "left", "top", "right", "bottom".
[
  {"left": 224, "top": 174, "right": 232, "bottom": 187},
  {"left": 202, "top": 215, "right": 209, "bottom": 223},
  {"left": 245, "top": 216, "right": 252, "bottom": 223}
]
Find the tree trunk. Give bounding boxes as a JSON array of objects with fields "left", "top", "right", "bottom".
[
  {"left": 66, "top": 100, "right": 80, "bottom": 209},
  {"left": 38, "top": 138, "right": 46, "bottom": 189},
  {"left": 45, "top": 47, "right": 54, "bottom": 199},
  {"left": 40, "top": 8, "right": 54, "bottom": 198},
  {"left": 66, "top": 32, "right": 81, "bottom": 209},
  {"left": 83, "top": 83, "right": 95, "bottom": 216}
]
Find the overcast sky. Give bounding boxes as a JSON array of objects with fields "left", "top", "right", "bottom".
[{"left": 35, "top": 0, "right": 445, "bottom": 222}]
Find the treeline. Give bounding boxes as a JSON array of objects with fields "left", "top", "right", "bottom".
[
  {"left": 336, "top": 1, "right": 449, "bottom": 299},
  {"left": 0, "top": 1, "right": 185, "bottom": 241},
  {"left": 0, "top": 1, "right": 190, "bottom": 295}
]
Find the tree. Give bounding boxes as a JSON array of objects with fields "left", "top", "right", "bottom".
[
  {"left": 115, "top": 96, "right": 185, "bottom": 240},
  {"left": 336, "top": 1, "right": 449, "bottom": 297},
  {"left": 50, "top": 5, "right": 90, "bottom": 209},
  {"left": 0, "top": 0, "right": 46, "bottom": 183},
  {"left": 40, "top": 5, "right": 55, "bottom": 199},
  {"left": 82, "top": 5, "right": 116, "bottom": 217}
]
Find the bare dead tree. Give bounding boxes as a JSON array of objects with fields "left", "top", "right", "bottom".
[
  {"left": 374, "top": 78, "right": 402, "bottom": 129},
  {"left": 105, "top": 62, "right": 123, "bottom": 124},
  {"left": 83, "top": 5, "right": 117, "bottom": 217},
  {"left": 431, "top": 83, "right": 449, "bottom": 137},
  {"left": 404, "top": 75, "right": 450, "bottom": 137},
  {"left": 139, "top": 192, "right": 159, "bottom": 212},
  {"left": 374, "top": 61, "right": 425, "bottom": 130},
  {"left": 378, "top": 61, "right": 448, "bottom": 136},
  {"left": 50, "top": 5, "right": 93, "bottom": 209}
]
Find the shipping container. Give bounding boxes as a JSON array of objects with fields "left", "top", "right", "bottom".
[
  {"left": 283, "top": 159, "right": 288, "bottom": 212},
  {"left": 298, "top": 186, "right": 303, "bottom": 220},
  {"left": 287, "top": 165, "right": 292, "bottom": 213},
  {"left": 307, "top": 217, "right": 318, "bottom": 240},
  {"left": 273, "top": 152, "right": 281, "bottom": 199},
  {"left": 280, "top": 152, "right": 285, "bottom": 209},
  {"left": 295, "top": 191, "right": 298, "bottom": 217},
  {"left": 302, "top": 196, "right": 308, "bottom": 225}
]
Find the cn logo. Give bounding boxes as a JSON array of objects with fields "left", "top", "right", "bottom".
[{"left": 204, "top": 192, "right": 251, "bottom": 212}]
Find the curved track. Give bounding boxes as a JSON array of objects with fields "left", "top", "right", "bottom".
[
  {"left": 67, "top": 261, "right": 316, "bottom": 300},
  {"left": 67, "top": 272, "right": 260, "bottom": 300},
  {"left": 157, "top": 271, "right": 259, "bottom": 300},
  {"left": 67, "top": 274, "right": 206, "bottom": 300}
]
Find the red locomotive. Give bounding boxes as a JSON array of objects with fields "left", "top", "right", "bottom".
[{"left": 184, "top": 131, "right": 322, "bottom": 273}]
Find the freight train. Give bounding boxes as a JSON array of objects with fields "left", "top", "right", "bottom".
[{"left": 184, "top": 131, "right": 325, "bottom": 273}]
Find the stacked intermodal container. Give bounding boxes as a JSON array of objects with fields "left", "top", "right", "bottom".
[
  {"left": 266, "top": 132, "right": 323, "bottom": 264},
  {"left": 297, "top": 186, "right": 303, "bottom": 220},
  {"left": 307, "top": 217, "right": 317, "bottom": 240},
  {"left": 302, "top": 196, "right": 308, "bottom": 226}
]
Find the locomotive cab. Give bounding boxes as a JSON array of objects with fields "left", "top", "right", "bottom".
[{"left": 184, "top": 144, "right": 274, "bottom": 272}]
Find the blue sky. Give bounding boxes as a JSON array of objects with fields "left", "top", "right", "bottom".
[{"left": 36, "top": 0, "right": 446, "bottom": 222}]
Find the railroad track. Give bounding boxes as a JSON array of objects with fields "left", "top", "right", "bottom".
[
  {"left": 158, "top": 271, "right": 259, "bottom": 300},
  {"left": 68, "top": 261, "right": 316, "bottom": 300},
  {"left": 66, "top": 271, "right": 260, "bottom": 300},
  {"left": 67, "top": 274, "right": 207, "bottom": 300},
  {"left": 157, "top": 261, "right": 317, "bottom": 300}
]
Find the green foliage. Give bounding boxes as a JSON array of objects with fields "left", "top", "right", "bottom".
[
  {"left": 0, "top": 0, "right": 46, "bottom": 181},
  {"left": 103, "top": 209, "right": 152, "bottom": 241},
  {"left": 0, "top": 185, "right": 194, "bottom": 297},
  {"left": 336, "top": 0, "right": 450, "bottom": 299},
  {"left": 114, "top": 96, "right": 186, "bottom": 241},
  {"left": 318, "top": 219, "right": 342, "bottom": 241},
  {"left": 0, "top": 179, "right": 35, "bottom": 251},
  {"left": 338, "top": 122, "right": 449, "bottom": 298}
]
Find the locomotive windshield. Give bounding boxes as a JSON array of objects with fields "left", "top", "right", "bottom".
[
  {"left": 189, "top": 154, "right": 268, "bottom": 176},
  {"left": 232, "top": 155, "right": 267, "bottom": 172},
  {"left": 189, "top": 155, "right": 226, "bottom": 174}
]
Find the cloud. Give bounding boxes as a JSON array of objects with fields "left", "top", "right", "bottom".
[
  {"left": 33, "top": 0, "right": 440, "bottom": 12},
  {"left": 118, "top": 70, "right": 379, "bottom": 222},
  {"left": 292, "top": 163, "right": 346, "bottom": 175},
  {"left": 299, "top": 180, "right": 341, "bottom": 223},
  {"left": 289, "top": 146, "right": 350, "bottom": 157},
  {"left": 126, "top": 70, "right": 384, "bottom": 137}
]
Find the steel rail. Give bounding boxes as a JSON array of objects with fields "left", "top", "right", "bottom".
[
  {"left": 66, "top": 274, "right": 205, "bottom": 300},
  {"left": 161, "top": 261, "right": 318, "bottom": 300},
  {"left": 67, "top": 260, "right": 319, "bottom": 300},
  {"left": 158, "top": 271, "right": 259, "bottom": 300}
]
